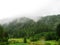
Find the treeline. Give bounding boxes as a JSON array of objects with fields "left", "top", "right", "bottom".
[
  {"left": 0, "top": 25, "right": 8, "bottom": 45},
  {"left": 3, "top": 15, "right": 60, "bottom": 41}
]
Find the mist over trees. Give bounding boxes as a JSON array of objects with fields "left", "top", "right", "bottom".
[{"left": 1, "top": 15, "right": 60, "bottom": 41}]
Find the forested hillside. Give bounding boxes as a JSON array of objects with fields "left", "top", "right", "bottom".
[
  {"left": 3, "top": 15, "right": 60, "bottom": 40},
  {"left": 4, "top": 17, "right": 36, "bottom": 38}
]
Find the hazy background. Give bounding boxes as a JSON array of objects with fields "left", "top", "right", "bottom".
[{"left": 0, "top": 0, "right": 60, "bottom": 21}]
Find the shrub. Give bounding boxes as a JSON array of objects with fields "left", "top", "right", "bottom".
[
  {"left": 30, "top": 36, "right": 39, "bottom": 42},
  {"left": 45, "top": 32, "right": 58, "bottom": 40}
]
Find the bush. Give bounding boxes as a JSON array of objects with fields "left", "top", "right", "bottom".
[
  {"left": 30, "top": 36, "right": 39, "bottom": 42},
  {"left": 30, "top": 32, "right": 58, "bottom": 41},
  {"left": 45, "top": 32, "right": 58, "bottom": 40},
  {"left": 30, "top": 32, "right": 45, "bottom": 42}
]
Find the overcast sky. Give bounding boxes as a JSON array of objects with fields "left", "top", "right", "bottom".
[{"left": 0, "top": 0, "right": 60, "bottom": 20}]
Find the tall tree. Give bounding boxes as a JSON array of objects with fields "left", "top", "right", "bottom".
[
  {"left": 0, "top": 25, "right": 8, "bottom": 45},
  {"left": 56, "top": 24, "right": 60, "bottom": 38}
]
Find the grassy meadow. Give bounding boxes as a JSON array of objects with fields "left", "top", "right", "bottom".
[{"left": 9, "top": 38, "right": 59, "bottom": 45}]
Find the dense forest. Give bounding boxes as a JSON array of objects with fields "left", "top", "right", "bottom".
[
  {"left": 0, "top": 15, "right": 60, "bottom": 45},
  {"left": 1, "top": 15, "right": 60, "bottom": 41}
]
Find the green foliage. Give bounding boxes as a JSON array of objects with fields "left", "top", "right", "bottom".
[
  {"left": 6, "top": 17, "right": 36, "bottom": 38},
  {"left": 0, "top": 25, "right": 8, "bottom": 45},
  {"left": 30, "top": 36, "right": 39, "bottom": 42},
  {"left": 30, "top": 32, "right": 58, "bottom": 41},
  {"left": 0, "top": 25, "right": 4, "bottom": 42},
  {"left": 56, "top": 24, "right": 60, "bottom": 38},
  {"left": 2, "top": 15, "right": 60, "bottom": 41},
  {"left": 45, "top": 32, "right": 58, "bottom": 40}
]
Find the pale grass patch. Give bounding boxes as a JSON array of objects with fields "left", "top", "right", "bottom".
[{"left": 8, "top": 38, "right": 30, "bottom": 43}]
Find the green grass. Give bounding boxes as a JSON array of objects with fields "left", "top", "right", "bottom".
[
  {"left": 9, "top": 38, "right": 30, "bottom": 43},
  {"left": 9, "top": 43, "right": 28, "bottom": 45},
  {"left": 36, "top": 40, "right": 58, "bottom": 45},
  {"left": 9, "top": 38, "right": 29, "bottom": 45},
  {"left": 9, "top": 38, "right": 58, "bottom": 45}
]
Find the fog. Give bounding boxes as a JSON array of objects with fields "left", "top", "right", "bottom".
[{"left": 0, "top": 0, "right": 60, "bottom": 20}]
